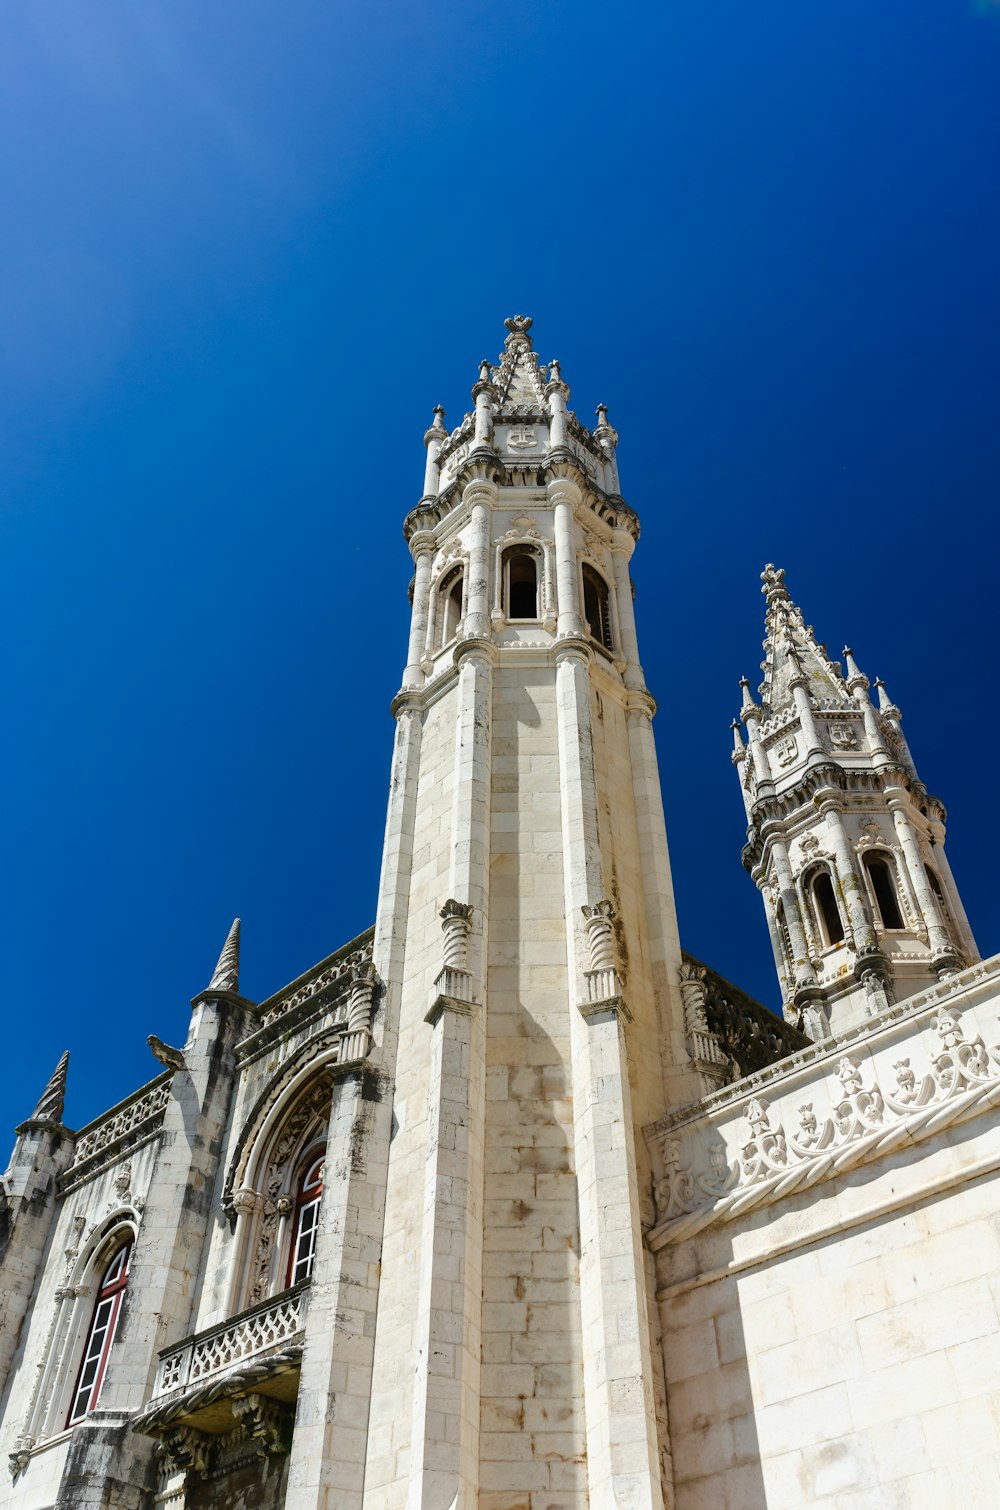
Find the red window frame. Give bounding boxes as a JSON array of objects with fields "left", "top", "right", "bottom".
[
  {"left": 286, "top": 1150, "right": 325, "bottom": 1288},
  {"left": 67, "top": 1238, "right": 133, "bottom": 1426}
]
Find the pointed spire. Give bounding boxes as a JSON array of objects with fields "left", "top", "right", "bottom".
[
  {"left": 30, "top": 1050, "right": 69, "bottom": 1124},
  {"left": 740, "top": 675, "right": 758, "bottom": 717},
  {"left": 758, "top": 565, "right": 850, "bottom": 717},
  {"left": 873, "top": 678, "right": 898, "bottom": 716},
  {"left": 207, "top": 918, "right": 241, "bottom": 994},
  {"left": 842, "top": 646, "right": 869, "bottom": 694},
  {"left": 731, "top": 718, "right": 746, "bottom": 762}
]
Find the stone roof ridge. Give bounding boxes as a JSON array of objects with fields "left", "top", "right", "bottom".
[
  {"left": 758, "top": 563, "right": 850, "bottom": 717},
  {"left": 490, "top": 315, "right": 556, "bottom": 418}
]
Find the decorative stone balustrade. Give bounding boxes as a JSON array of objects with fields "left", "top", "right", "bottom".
[
  {"left": 152, "top": 1286, "right": 308, "bottom": 1401},
  {"left": 59, "top": 1073, "right": 172, "bottom": 1193}
]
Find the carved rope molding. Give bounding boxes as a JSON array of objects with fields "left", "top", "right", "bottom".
[{"left": 647, "top": 988, "right": 1000, "bottom": 1251}]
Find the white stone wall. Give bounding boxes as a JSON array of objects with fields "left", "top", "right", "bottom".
[
  {"left": 650, "top": 959, "right": 1000, "bottom": 1508},
  {"left": 481, "top": 662, "right": 587, "bottom": 1507},
  {"left": 363, "top": 687, "right": 456, "bottom": 1504}
]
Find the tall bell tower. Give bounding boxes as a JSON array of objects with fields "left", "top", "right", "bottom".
[
  {"left": 363, "top": 317, "right": 691, "bottom": 1508},
  {"left": 734, "top": 564, "right": 978, "bottom": 1039}
]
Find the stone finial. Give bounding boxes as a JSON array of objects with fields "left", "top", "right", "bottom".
[
  {"left": 504, "top": 314, "right": 533, "bottom": 343},
  {"left": 207, "top": 918, "right": 241, "bottom": 993},
  {"left": 873, "top": 678, "right": 900, "bottom": 717},
  {"left": 29, "top": 1050, "right": 69, "bottom": 1124},
  {"left": 760, "top": 563, "right": 789, "bottom": 602},
  {"left": 740, "top": 676, "right": 758, "bottom": 716},
  {"left": 842, "top": 646, "right": 869, "bottom": 693},
  {"left": 731, "top": 720, "right": 746, "bottom": 760},
  {"left": 424, "top": 405, "right": 447, "bottom": 446}
]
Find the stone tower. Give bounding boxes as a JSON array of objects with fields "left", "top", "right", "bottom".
[
  {"left": 734, "top": 563, "right": 978, "bottom": 1038},
  {"left": 364, "top": 315, "right": 692, "bottom": 1507}
]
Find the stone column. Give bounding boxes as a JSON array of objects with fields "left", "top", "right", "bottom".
[
  {"left": 624, "top": 691, "right": 689, "bottom": 1100},
  {"left": 550, "top": 475, "right": 585, "bottom": 639},
  {"left": 611, "top": 534, "right": 644, "bottom": 689},
  {"left": 767, "top": 834, "right": 815, "bottom": 991},
  {"left": 284, "top": 1069, "right": 387, "bottom": 1509},
  {"left": 461, "top": 478, "right": 496, "bottom": 641},
  {"left": 888, "top": 796, "right": 959, "bottom": 969},
  {"left": 820, "top": 800, "right": 878, "bottom": 953},
  {"left": 403, "top": 536, "right": 435, "bottom": 690},
  {"left": 790, "top": 673, "right": 823, "bottom": 759},
  {"left": 758, "top": 880, "right": 793, "bottom": 1008},
  {"left": 407, "top": 639, "right": 493, "bottom": 1510},
  {"left": 554, "top": 640, "right": 664, "bottom": 1510}
]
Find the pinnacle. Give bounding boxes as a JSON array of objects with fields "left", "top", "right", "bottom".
[
  {"left": 757, "top": 564, "right": 848, "bottom": 717},
  {"left": 30, "top": 1050, "right": 69, "bottom": 1124},
  {"left": 207, "top": 918, "right": 241, "bottom": 994}
]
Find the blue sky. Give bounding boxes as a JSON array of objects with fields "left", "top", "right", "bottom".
[{"left": 1, "top": 1, "right": 998, "bottom": 1136}]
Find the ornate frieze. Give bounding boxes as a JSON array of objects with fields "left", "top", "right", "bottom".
[{"left": 646, "top": 963, "right": 1000, "bottom": 1248}]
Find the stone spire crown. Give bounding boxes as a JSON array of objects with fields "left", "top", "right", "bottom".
[
  {"left": 488, "top": 315, "right": 552, "bottom": 414},
  {"left": 759, "top": 564, "right": 849, "bottom": 717}
]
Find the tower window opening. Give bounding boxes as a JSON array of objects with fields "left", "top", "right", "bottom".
[
  {"left": 504, "top": 549, "right": 539, "bottom": 620},
  {"left": 438, "top": 566, "right": 464, "bottom": 647},
  {"left": 67, "top": 1238, "right": 133, "bottom": 1426},
  {"left": 287, "top": 1149, "right": 325, "bottom": 1288},
  {"left": 864, "top": 853, "right": 904, "bottom": 930},
  {"left": 808, "top": 869, "right": 845, "bottom": 947},
  {"left": 582, "top": 564, "right": 613, "bottom": 651}
]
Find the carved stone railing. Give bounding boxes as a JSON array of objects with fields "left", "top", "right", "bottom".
[
  {"left": 681, "top": 953, "right": 808, "bottom": 1086},
  {"left": 59, "top": 1073, "right": 172, "bottom": 1193},
  {"left": 152, "top": 1285, "right": 308, "bottom": 1401}
]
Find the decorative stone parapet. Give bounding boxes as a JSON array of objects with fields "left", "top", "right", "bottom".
[
  {"left": 58, "top": 1073, "right": 172, "bottom": 1194},
  {"left": 644, "top": 953, "right": 1000, "bottom": 1250}
]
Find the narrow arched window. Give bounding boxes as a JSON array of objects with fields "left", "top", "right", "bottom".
[
  {"left": 582, "top": 564, "right": 613, "bottom": 651},
  {"left": 809, "top": 869, "right": 845, "bottom": 947},
  {"left": 67, "top": 1238, "right": 132, "bottom": 1426},
  {"left": 503, "top": 549, "right": 539, "bottom": 620},
  {"left": 865, "top": 853, "right": 904, "bottom": 929},
  {"left": 438, "top": 566, "right": 464, "bottom": 647},
  {"left": 286, "top": 1150, "right": 325, "bottom": 1287}
]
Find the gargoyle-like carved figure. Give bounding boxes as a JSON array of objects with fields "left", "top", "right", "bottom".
[
  {"left": 930, "top": 1007, "right": 991, "bottom": 1093},
  {"left": 231, "top": 1393, "right": 290, "bottom": 1458},
  {"left": 832, "top": 1056, "right": 885, "bottom": 1140},
  {"left": 155, "top": 1425, "right": 211, "bottom": 1479},
  {"left": 740, "top": 1097, "right": 788, "bottom": 1184},
  {"left": 653, "top": 1137, "right": 697, "bottom": 1223}
]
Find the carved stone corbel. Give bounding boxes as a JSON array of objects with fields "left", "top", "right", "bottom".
[{"left": 231, "top": 1392, "right": 292, "bottom": 1458}]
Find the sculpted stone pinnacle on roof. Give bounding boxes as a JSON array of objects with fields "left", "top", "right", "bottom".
[
  {"left": 758, "top": 563, "right": 850, "bottom": 717},
  {"left": 29, "top": 1049, "right": 69, "bottom": 1124},
  {"left": 207, "top": 918, "right": 241, "bottom": 994}
]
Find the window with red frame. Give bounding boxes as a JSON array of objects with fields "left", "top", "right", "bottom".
[
  {"left": 287, "top": 1151, "right": 325, "bottom": 1287},
  {"left": 67, "top": 1238, "right": 132, "bottom": 1426}
]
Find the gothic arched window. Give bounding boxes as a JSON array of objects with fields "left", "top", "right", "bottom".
[
  {"left": 286, "top": 1148, "right": 325, "bottom": 1288},
  {"left": 438, "top": 566, "right": 464, "bottom": 647},
  {"left": 582, "top": 564, "right": 613, "bottom": 651},
  {"left": 67, "top": 1237, "right": 132, "bottom": 1426},
  {"left": 807, "top": 868, "right": 845, "bottom": 947},
  {"left": 864, "top": 853, "right": 904, "bottom": 930},
  {"left": 503, "top": 548, "right": 540, "bottom": 620}
]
